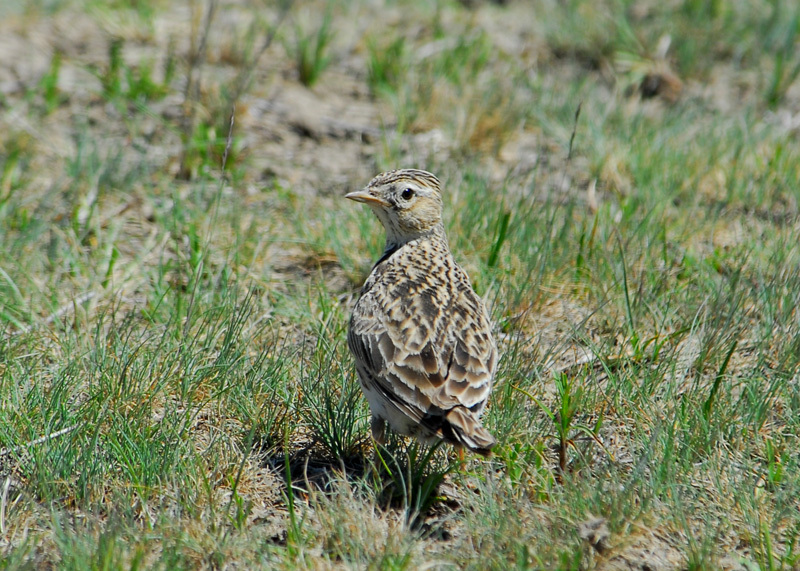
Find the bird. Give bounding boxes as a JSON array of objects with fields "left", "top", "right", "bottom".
[{"left": 346, "top": 169, "right": 497, "bottom": 456}]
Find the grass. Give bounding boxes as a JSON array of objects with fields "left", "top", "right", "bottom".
[
  {"left": 287, "top": 7, "right": 335, "bottom": 87},
  {"left": 1, "top": 0, "right": 799, "bottom": 568}
]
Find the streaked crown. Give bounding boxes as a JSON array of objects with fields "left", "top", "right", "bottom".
[{"left": 366, "top": 169, "right": 441, "bottom": 194}]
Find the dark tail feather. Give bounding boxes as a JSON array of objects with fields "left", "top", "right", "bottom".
[{"left": 444, "top": 408, "right": 496, "bottom": 456}]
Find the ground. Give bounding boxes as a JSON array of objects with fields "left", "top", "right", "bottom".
[{"left": 1, "top": 0, "right": 799, "bottom": 569}]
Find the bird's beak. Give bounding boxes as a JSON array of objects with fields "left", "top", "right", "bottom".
[{"left": 345, "top": 189, "right": 389, "bottom": 207}]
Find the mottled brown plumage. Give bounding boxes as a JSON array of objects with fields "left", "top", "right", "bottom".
[{"left": 346, "top": 169, "right": 497, "bottom": 456}]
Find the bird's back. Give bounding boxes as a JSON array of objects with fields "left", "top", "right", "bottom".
[{"left": 348, "top": 231, "right": 497, "bottom": 453}]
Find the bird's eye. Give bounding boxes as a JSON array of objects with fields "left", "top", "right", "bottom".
[{"left": 400, "top": 188, "right": 414, "bottom": 200}]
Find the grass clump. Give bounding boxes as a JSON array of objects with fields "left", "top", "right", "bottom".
[
  {"left": 287, "top": 8, "right": 335, "bottom": 87},
  {"left": 299, "top": 345, "right": 369, "bottom": 462},
  {"left": 366, "top": 36, "right": 407, "bottom": 97}
]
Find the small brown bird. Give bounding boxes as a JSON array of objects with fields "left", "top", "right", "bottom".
[{"left": 346, "top": 169, "right": 497, "bottom": 456}]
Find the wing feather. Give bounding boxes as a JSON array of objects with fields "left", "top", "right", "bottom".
[{"left": 348, "top": 244, "right": 496, "bottom": 448}]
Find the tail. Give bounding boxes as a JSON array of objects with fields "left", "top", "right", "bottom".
[{"left": 443, "top": 407, "right": 496, "bottom": 457}]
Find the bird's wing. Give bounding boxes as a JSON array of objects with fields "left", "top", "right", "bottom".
[
  {"left": 433, "top": 281, "right": 496, "bottom": 413},
  {"left": 348, "top": 296, "right": 431, "bottom": 423}
]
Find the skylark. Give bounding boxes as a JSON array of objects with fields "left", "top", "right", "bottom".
[{"left": 346, "top": 169, "right": 497, "bottom": 456}]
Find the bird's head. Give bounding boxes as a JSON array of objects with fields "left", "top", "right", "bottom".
[{"left": 346, "top": 169, "right": 444, "bottom": 246}]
